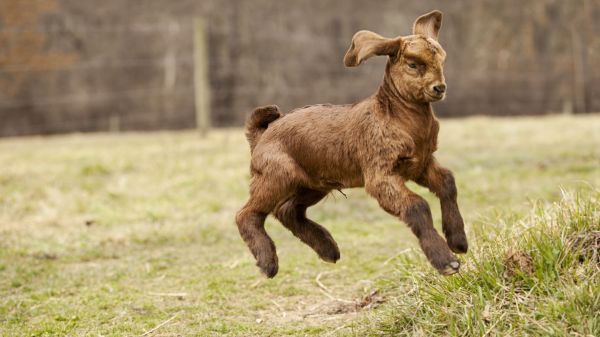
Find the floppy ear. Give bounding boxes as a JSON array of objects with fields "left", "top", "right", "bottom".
[
  {"left": 343, "top": 30, "right": 402, "bottom": 67},
  {"left": 413, "top": 10, "right": 443, "bottom": 41}
]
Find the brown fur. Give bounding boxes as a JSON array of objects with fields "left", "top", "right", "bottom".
[{"left": 236, "top": 10, "right": 468, "bottom": 278}]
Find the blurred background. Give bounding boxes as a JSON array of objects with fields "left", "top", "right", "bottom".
[{"left": 0, "top": 0, "right": 598, "bottom": 137}]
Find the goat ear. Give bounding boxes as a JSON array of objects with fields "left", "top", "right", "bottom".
[
  {"left": 344, "top": 30, "right": 402, "bottom": 67},
  {"left": 413, "top": 10, "right": 442, "bottom": 41}
]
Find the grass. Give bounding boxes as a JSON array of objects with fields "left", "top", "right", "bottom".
[
  {"left": 0, "top": 114, "right": 599, "bottom": 336},
  {"left": 355, "top": 191, "right": 600, "bottom": 336}
]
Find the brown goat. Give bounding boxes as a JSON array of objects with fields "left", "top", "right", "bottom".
[{"left": 236, "top": 10, "right": 468, "bottom": 278}]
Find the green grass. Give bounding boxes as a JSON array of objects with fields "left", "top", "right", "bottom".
[
  {"left": 0, "top": 114, "right": 599, "bottom": 336},
  {"left": 355, "top": 191, "right": 600, "bottom": 336}
]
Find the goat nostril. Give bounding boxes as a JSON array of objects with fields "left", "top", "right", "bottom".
[{"left": 433, "top": 84, "right": 446, "bottom": 94}]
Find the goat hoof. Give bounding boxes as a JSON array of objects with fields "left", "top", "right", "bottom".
[
  {"left": 318, "top": 245, "right": 341, "bottom": 263},
  {"left": 447, "top": 233, "right": 469, "bottom": 254},
  {"left": 440, "top": 260, "right": 460, "bottom": 276},
  {"left": 257, "top": 259, "right": 279, "bottom": 278}
]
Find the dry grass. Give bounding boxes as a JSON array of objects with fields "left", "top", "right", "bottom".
[{"left": 0, "top": 114, "right": 599, "bottom": 336}]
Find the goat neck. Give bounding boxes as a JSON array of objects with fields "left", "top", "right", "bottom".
[{"left": 375, "top": 62, "right": 433, "bottom": 120}]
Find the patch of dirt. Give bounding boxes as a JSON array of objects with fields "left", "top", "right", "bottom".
[
  {"left": 567, "top": 230, "right": 600, "bottom": 264},
  {"left": 323, "top": 289, "right": 386, "bottom": 315},
  {"left": 504, "top": 249, "right": 534, "bottom": 277},
  {"left": 256, "top": 289, "right": 387, "bottom": 328}
]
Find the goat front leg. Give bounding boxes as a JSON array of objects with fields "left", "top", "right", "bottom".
[
  {"left": 365, "top": 174, "right": 460, "bottom": 275},
  {"left": 416, "top": 159, "right": 468, "bottom": 254}
]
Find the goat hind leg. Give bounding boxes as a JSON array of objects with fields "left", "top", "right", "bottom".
[
  {"left": 236, "top": 205, "right": 278, "bottom": 278},
  {"left": 236, "top": 166, "right": 295, "bottom": 278},
  {"left": 239, "top": 147, "right": 340, "bottom": 276},
  {"left": 274, "top": 188, "right": 340, "bottom": 263}
]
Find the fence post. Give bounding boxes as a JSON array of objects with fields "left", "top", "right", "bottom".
[
  {"left": 108, "top": 115, "right": 120, "bottom": 133},
  {"left": 194, "top": 18, "right": 210, "bottom": 136}
]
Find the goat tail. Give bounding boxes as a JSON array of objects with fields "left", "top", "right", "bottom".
[{"left": 245, "top": 105, "right": 282, "bottom": 152}]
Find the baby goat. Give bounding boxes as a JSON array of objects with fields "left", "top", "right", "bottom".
[{"left": 236, "top": 10, "right": 468, "bottom": 278}]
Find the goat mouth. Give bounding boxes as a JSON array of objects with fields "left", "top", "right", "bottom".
[{"left": 425, "top": 91, "right": 445, "bottom": 102}]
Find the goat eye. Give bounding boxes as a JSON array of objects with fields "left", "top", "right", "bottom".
[{"left": 408, "top": 63, "right": 417, "bottom": 69}]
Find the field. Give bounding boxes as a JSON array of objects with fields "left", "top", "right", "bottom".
[{"left": 1, "top": 114, "right": 599, "bottom": 336}]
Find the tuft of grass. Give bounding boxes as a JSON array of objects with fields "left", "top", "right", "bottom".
[{"left": 353, "top": 191, "right": 600, "bottom": 336}]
